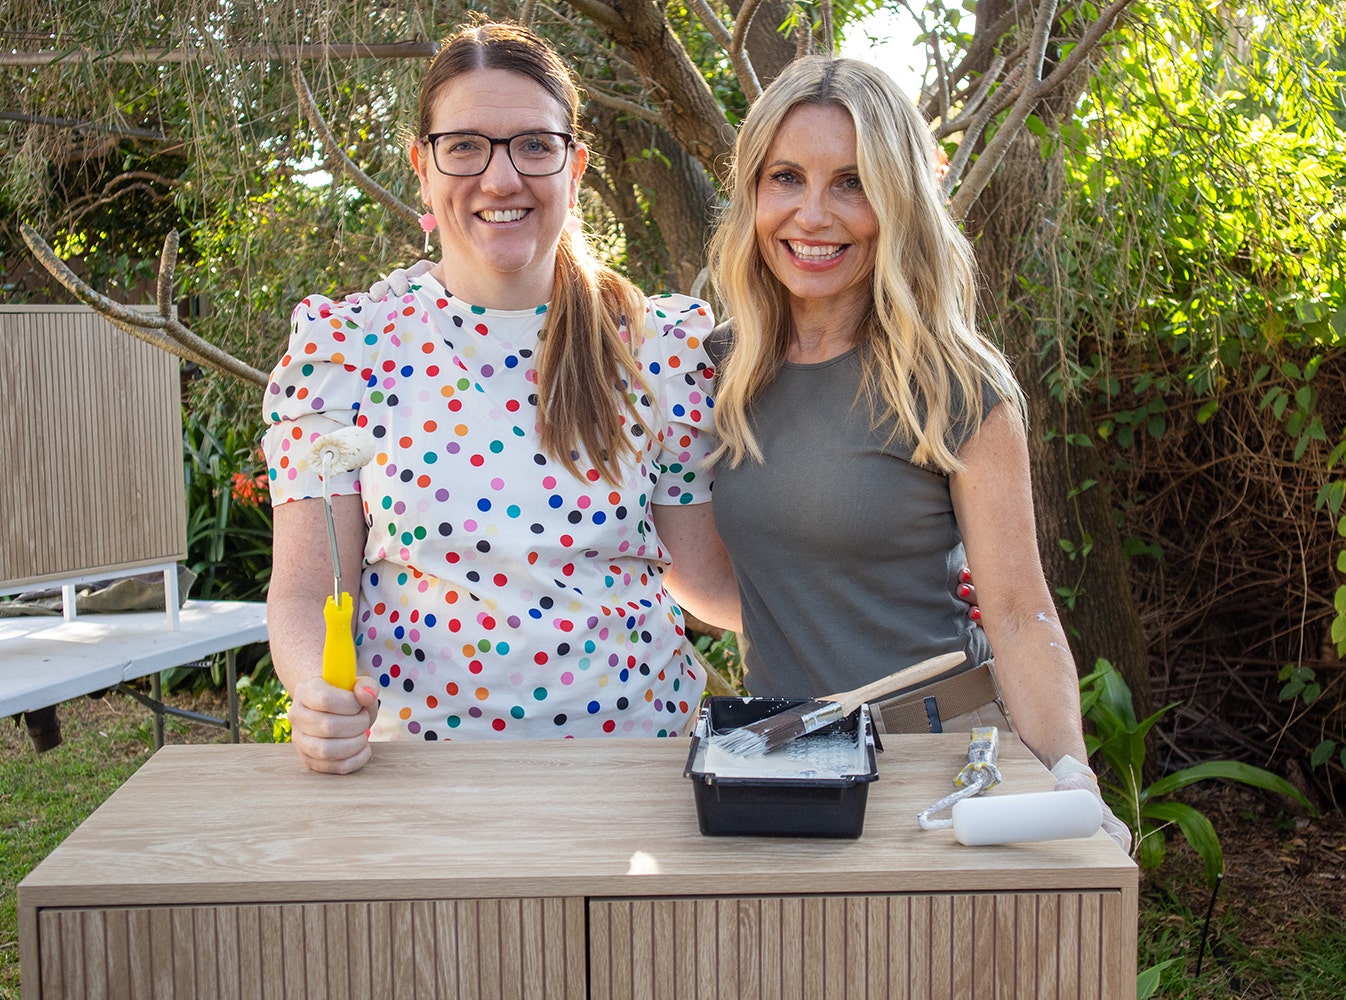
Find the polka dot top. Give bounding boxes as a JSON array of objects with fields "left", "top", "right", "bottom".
[{"left": 262, "top": 272, "right": 717, "bottom": 741}]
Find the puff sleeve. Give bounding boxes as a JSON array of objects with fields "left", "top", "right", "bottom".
[
  {"left": 639, "top": 293, "right": 718, "bottom": 506},
  {"left": 262, "top": 292, "right": 375, "bottom": 504}
]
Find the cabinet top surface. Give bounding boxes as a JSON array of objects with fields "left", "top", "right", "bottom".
[{"left": 20, "top": 735, "right": 1134, "bottom": 907}]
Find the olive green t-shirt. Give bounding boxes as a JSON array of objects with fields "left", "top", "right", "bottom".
[{"left": 711, "top": 340, "right": 997, "bottom": 699}]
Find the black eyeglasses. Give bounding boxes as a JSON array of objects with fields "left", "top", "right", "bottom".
[{"left": 422, "top": 130, "right": 575, "bottom": 177}]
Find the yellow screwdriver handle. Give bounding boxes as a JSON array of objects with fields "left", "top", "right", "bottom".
[{"left": 322, "top": 593, "right": 357, "bottom": 691}]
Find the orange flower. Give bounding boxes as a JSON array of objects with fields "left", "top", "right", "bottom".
[{"left": 230, "top": 471, "right": 270, "bottom": 507}]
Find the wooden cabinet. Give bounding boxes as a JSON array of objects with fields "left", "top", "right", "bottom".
[
  {"left": 589, "top": 892, "right": 1129, "bottom": 999},
  {"left": 20, "top": 737, "right": 1136, "bottom": 999}
]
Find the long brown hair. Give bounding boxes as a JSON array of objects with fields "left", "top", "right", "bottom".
[{"left": 417, "top": 18, "right": 649, "bottom": 483}]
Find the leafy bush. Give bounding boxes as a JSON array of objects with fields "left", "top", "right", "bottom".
[
  {"left": 694, "top": 630, "right": 746, "bottom": 696},
  {"left": 161, "top": 401, "right": 273, "bottom": 694},
  {"left": 1081, "top": 660, "right": 1315, "bottom": 885},
  {"left": 237, "top": 670, "right": 292, "bottom": 743},
  {"left": 182, "top": 401, "right": 273, "bottom": 602}
]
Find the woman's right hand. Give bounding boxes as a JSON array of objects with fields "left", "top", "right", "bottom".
[
  {"left": 958, "top": 565, "right": 982, "bottom": 622},
  {"left": 287, "top": 675, "right": 381, "bottom": 774}
]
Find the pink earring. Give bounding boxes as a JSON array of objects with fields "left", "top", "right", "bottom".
[{"left": 419, "top": 212, "right": 437, "bottom": 254}]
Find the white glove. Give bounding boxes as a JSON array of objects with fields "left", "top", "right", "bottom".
[
  {"left": 368, "top": 259, "right": 434, "bottom": 299},
  {"left": 1051, "top": 754, "right": 1133, "bottom": 855}
]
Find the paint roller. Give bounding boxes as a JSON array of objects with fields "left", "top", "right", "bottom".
[
  {"left": 918, "top": 727, "right": 1103, "bottom": 846},
  {"left": 310, "top": 424, "right": 377, "bottom": 691}
]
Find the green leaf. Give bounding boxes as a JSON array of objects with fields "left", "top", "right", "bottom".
[
  {"left": 1145, "top": 761, "right": 1314, "bottom": 812},
  {"left": 1144, "top": 800, "right": 1223, "bottom": 886},
  {"left": 1136, "top": 824, "right": 1167, "bottom": 870},
  {"left": 1310, "top": 740, "right": 1337, "bottom": 768},
  {"left": 1136, "top": 959, "right": 1180, "bottom": 1000}
]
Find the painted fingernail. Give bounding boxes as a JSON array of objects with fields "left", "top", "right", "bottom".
[
  {"left": 361, "top": 686, "right": 376, "bottom": 698},
  {"left": 959, "top": 568, "right": 972, "bottom": 582},
  {"left": 957, "top": 584, "right": 972, "bottom": 598},
  {"left": 969, "top": 608, "right": 982, "bottom": 621}
]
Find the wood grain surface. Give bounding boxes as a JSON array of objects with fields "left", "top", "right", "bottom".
[{"left": 20, "top": 735, "right": 1138, "bottom": 999}]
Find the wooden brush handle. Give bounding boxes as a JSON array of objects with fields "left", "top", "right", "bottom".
[{"left": 829, "top": 651, "right": 968, "bottom": 715}]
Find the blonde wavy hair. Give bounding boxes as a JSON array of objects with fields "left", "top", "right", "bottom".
[
  {"left": 417, "top": 18, "right": 648, "bottom": 484},
  {"left": 707, "top": 56, "right": 1025, "bottom": 473}
]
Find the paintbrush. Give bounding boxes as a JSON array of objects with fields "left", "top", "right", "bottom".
[{"left": 716, "top": 651, "right": 967, "bottom": 756}]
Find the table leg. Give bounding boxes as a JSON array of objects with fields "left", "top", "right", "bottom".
[
  {"left": 152, "top": 672, "right": 165, "bottom": 749},
  {"left": 227, "top": 649, "right": 240, "bottom": 743}
]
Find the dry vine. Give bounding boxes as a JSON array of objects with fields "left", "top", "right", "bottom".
[{"left": 1104, "top": 350, "right": 1346, "bottom": 807}]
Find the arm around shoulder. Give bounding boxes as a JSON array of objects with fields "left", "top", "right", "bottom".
[{"left": 654, "top": 501, "right": 742, "bottom": 633}]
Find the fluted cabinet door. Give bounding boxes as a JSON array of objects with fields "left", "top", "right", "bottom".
[
  {"left": 588, "top": 890, "right": 1133, "bottom": 1000},
  {"left": 34, "top": 898, "right": 586, "bottom": 1000}
]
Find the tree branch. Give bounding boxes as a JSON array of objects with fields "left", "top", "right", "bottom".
[
  {"left": 688, "top": 0, "right": 733, "bottom": 48},
  {"left": 0, "top": 41, "right": 439, "bottom": 68},
  {"left": 933, "top": 53, "right": 1005, "bottom": 140},
  {"left": 555, "top": 0, "right": 627, "bottom": 34},
  {"left": 946, "top": 0, "right": 1136, "bottom": 218},
  {"left": 947, "top": 0, "right": 1057, "bottom": 220},
  {"left": 1039, "top": 0, "right": 1135, "bottom": 94},
  {"left": 292, "top": 66, "right": 421, "bottom": 230},
  {"left": 727, "top": 0, "right": 765, "bottom": 102},
  {"left": 20, "top": 223, "right": 268, "bottom": 387},
  {"left": 940, "top": 61, "right": 1017, "bottom": 198},
  {"left": 584, "top": 85, "right": 664, "bottom": 125},
  {"left": 0, "top": 110, "right": 167, "bottom": 140}
]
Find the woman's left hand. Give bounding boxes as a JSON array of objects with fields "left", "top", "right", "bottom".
[{"left": 1051, "top": 755, "right": 1133, "bottom": 854}]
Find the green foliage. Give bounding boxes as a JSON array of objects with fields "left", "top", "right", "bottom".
[
  {"left": 182, "top": 401, "right": 274, "bottom": 604},
  {"left": 1135, "top": 957, "right": 1180, "bottom": 1000},
  {"left": 237, "top": 670, "right": 293, "bottom": 743},
  {"left": 1278, "top": 663, "right": 1346, "bottom": 773},
  {"left": 0, "top": 707, "right": 151, "bottom": 996},
  {"left": 694, "top": 629, "right": 747, "bottom": 696},
  {"left": 1081, "top": 660, "right": 1315, "bottom": 885},
  {"left": 1055, "top": 5, "right": 1346, "bottom": 417}
]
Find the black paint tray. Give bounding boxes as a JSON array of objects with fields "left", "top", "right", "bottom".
[{"left": 684, "top": 697, "right": 879, "bottom": 838}]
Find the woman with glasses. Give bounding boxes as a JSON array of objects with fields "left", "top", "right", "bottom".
[{"left": 262, "top": 19, "right": 737, "bottom": 773}]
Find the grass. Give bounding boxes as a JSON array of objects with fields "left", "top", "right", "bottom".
[
  {"left": 0, "top": 690, "right": 234, "bottom": 1000},
  {"left": 4, "top": 689, "right": 1344, "bottom": 1000},
  {"left": 1132, "top": 789, "right": 1346, "bottom": 999}
]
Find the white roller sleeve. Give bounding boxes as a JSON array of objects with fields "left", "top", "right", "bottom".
[
  {"left": 311, "top": 425, "right": 378, "bottom": 475},
  {"left": 952, "top": 788, "right": 1102, "bottom": 846}
]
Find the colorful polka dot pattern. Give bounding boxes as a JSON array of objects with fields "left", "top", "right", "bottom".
[{"left": 262, "top": 274, "right": 717, "bottom": 742}]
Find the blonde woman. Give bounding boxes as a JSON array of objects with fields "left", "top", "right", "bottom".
[
  {"left": 264, "top": 20, "right": 736, "bottom": 773},
  {"left": 708, "top": 56, "right": 1128, "bottom": 850}
]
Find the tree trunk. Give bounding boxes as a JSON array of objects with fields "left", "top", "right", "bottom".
[
  {"left": 964, "top": 47, "right": 1153, "bottom": 710},
  {"left": 586, "top": 106, "right": 718, "bottom": 293}
]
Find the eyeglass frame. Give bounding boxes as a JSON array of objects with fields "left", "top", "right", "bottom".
[{"left": 420, "top": 130, "right": 577, "bottom": 177}]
